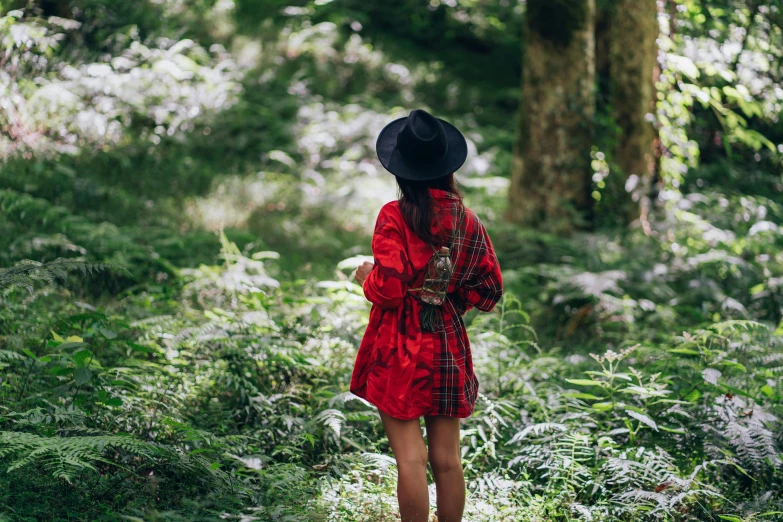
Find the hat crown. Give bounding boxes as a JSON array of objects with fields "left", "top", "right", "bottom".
[{"left": 396, "top": 109, "right": 449, "bottom": 166}]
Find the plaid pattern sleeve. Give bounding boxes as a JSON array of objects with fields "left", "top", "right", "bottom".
[
  {"left": 349, "top": 190, "right": 503, "bottom": 420},
  {"left": 453, "top": 214, "right": 503, "bottom": 313}
]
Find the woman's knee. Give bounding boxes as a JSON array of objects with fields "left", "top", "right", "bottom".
[
  {"left": 396, "top": 450, "right": 428, "bottom": 472},
  {"left": 428, "top": 450, "right": 462, "bottom": 476}
]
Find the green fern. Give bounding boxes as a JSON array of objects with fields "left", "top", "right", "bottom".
[
  {"left": 0, "top": 258, "right": 128, "bottom": 293},
  {"left": 0, "top": 431, "right": 157, "bottom": 483}
]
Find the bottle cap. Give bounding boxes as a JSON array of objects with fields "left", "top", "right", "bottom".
[{"left": 439, "top": 246, "right": 450, "bottom": 254}]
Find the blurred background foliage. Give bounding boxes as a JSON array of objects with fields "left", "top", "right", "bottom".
[{"left": 1, "top": 0, "right": 783, "bottom": 520}]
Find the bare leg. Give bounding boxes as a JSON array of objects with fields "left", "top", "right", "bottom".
[
  {"left": 378, "top": 410, "right": 430, "bottom": 522},
  {"left": 424, "top": 416, "right": 465, "bottom": 522}
]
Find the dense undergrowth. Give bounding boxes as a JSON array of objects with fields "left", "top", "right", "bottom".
[
  {"left": 2, "top": 242, "right": 782, "bottom": 521},
  {"left": 2, "top": 0, "right": 783, "bottom": 520}
]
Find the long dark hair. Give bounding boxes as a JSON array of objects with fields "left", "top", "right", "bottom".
[{"left": 396, "top": 173, "right": 463, "bottom": 245}]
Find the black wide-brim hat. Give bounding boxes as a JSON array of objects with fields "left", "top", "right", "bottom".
[{"left": 376, "top": 109, "right": 468, "bottom": 181}]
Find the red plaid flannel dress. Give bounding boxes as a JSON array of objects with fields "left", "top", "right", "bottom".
[{"left": 349, "top": 188, "right": 503, "bottom": 420}]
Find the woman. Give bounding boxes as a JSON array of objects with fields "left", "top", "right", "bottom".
[{"left": 350, "top": 109, "right": 503, "bottom": 522}]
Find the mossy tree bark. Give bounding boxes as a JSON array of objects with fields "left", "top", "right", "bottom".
[
  {"left": 507, "top": 0, "right": 596, "bottom": 234},
  {"left": 609, "top": 0, "right": 659, "bottom": 223}
]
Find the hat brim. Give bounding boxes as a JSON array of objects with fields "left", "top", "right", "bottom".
[{"left": 376, "top": 116, "right": 468, "bottom": 181}]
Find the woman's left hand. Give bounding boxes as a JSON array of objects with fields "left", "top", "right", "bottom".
[{"left": 355, "top": 261, "right": 374, "bottom": 286}]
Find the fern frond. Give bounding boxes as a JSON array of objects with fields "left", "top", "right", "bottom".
[
  {"left": 507, "top": 423, "right": 567, "bottom": 444},
  {"left": 0, "top": 258, "right": 128, "bottom": 293},
  {"left": 311, "top": 409, "right": 346, "bottom": 440},
  {"left": 0, "top": 431, "right": 156, "bottom": 483},
  {"left": 707, "top": 320, "right": 768, "bottom": 335}
]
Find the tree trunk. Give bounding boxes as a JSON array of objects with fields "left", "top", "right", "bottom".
[
  {"left": 609, "top": 0, "right": 659, "bottom": 224},
  {"left": 507, "top": 0, "right": 596, "bottom": 234},
  {"left": 595, "top": 4, "right": 612, "bottom": 106}
]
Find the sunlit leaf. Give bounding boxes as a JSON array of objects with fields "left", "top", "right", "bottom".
[
  {"left": 72, "top": 350, "right": 93, "bottom": 367},
  {"left": 625, "top": 410, "right": 658, "bottom": 431},
  {"left": 565, "top": 379, "right": 605, "bottom": 387}
]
